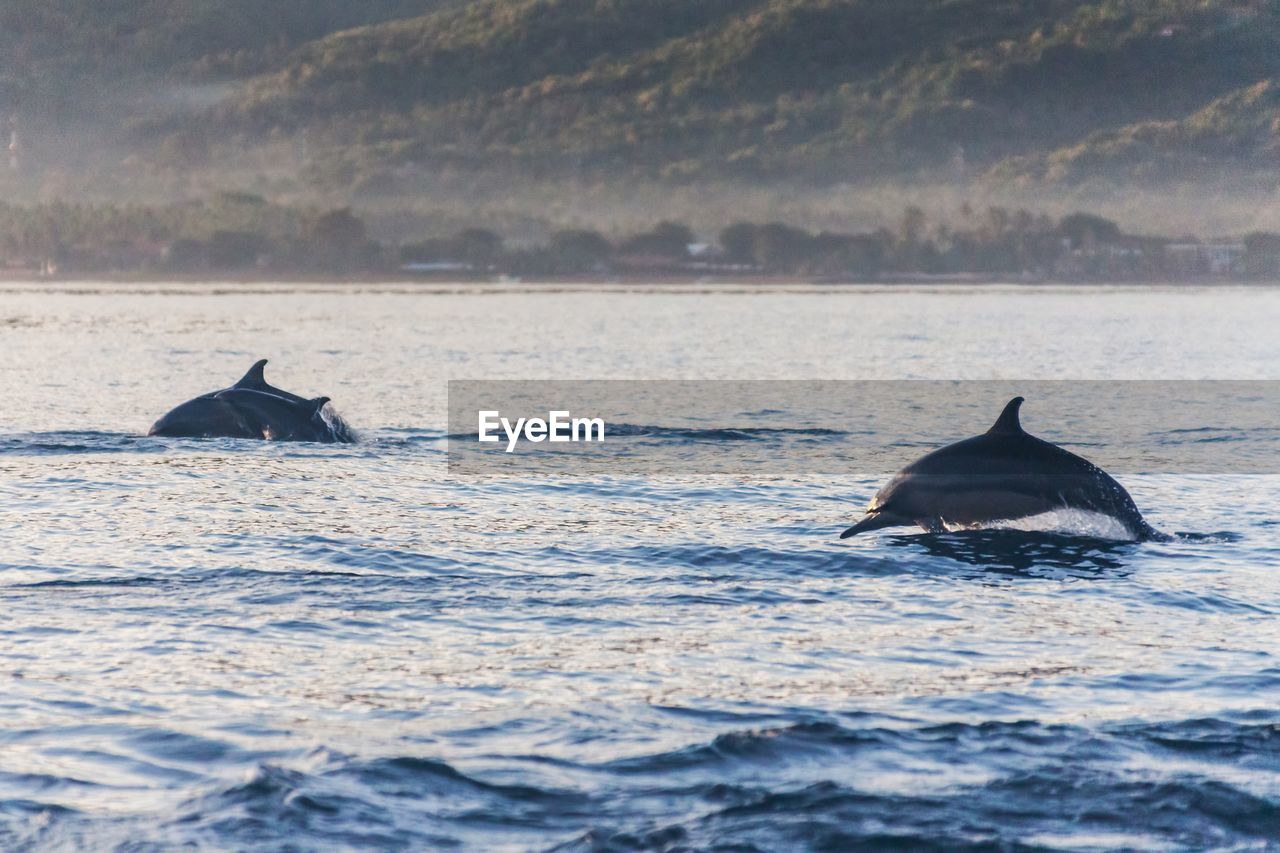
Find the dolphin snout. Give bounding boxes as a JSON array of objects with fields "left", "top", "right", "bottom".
[{"left": 840, "top": 511, "right": 909, "bottom": 539}]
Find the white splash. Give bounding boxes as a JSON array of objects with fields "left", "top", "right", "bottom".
[{"left": 946, "top": 509, "right": 1136, "bottom": 541}]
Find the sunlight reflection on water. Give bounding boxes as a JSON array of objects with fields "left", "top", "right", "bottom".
[{"left": 0, "top": 283, "right": 1278, "bottom": 848}]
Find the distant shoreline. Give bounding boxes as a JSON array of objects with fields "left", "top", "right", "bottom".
[{"left": 0, "top": 271, "right": 1272, "bottom": 287}]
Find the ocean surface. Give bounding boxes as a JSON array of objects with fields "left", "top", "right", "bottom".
[{"left": 1, "top": 282, "right": 1278, "bottom": 850}]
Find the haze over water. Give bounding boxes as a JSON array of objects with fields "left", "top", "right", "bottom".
[{"left": 1, "top": 282, "right": 1279, "bottom": 849}]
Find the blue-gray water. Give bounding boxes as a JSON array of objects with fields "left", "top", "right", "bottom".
[{"left": 1, "top": 283, "right": 1279, "bottom": 850}]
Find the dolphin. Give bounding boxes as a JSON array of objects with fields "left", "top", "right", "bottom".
[
  {"left": 148, "top": 359, "right": 356, "bottom": 443},
  {"left": 840, "top": 397, "right": 1167, "bottom": 541}
]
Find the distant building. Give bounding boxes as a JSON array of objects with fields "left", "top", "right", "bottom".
[
  {"left": 1054, "top": 234, "right": 1162, "bottom": 279},
  {"left": 1164, "top": 242, "right": 1245, "bottom": 276}
]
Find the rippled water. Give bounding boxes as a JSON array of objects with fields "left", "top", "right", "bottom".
[{"left": 1, "top": 282, "right": 1279, "bottom": 850}]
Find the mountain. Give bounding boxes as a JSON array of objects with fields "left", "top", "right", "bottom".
[
  {"left": 208, "top": 0, "right": 1280, "bottom": 188},
  {"left": 1, "top": 0, "right": 1277, "bottom": 204},
  {"left": 0, "top": 0, "right": 450, "bottom": 191},
  {"left": 0, "top": 1, "right": 446, "bottom": 107},
  {"left": 987, "top": 79, "right": 1280, "bottom": 187}
]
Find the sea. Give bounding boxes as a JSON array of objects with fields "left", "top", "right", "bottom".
[{"left": 1, "top": 282, "right": 1278, "bottom": 850}]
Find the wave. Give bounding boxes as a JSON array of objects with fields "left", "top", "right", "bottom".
[
  {"left": 0, "top": 430, "right": 408, "bottom": 457},
  {"left": 0, "top": 431, "right": 163, "bottom": 456},
  {"left": 604, "top": 424, "right": 848, "bottom": 441},
  {"left": 440, "top": 423, "right": 847, "bottom": 444},
  {"left": 6, "top": 423, "right": 1280, "bottom": 472},
  {"left": 8, "top": 717, "right": 1278, "bottom": 850},
  {"left": 562, "top": 716, "right": 1280, "bottom": 850},
  {"left": 521, "top": 532, "right": 1172, "bottom": 581}
]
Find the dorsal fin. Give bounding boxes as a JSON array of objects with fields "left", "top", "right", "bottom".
[
  {"left": 235, "top": 359, "right": 269, "bottom": 390},
  {"left": 309, "top": 396, "right": 331, "bottom": 413},
  {"left": 988, "top": 396, "right": 1025, "bottom": 434}
]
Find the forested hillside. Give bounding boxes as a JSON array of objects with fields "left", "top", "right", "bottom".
[
  {"left": 0, "top": 1, "right": 446, "bottom": 108},
  {"left": 1, "top": 0, "right": 1276, "bottom": 208},
  {"left": 209, "top": 0, "right": 1280, "bottom": 189}
]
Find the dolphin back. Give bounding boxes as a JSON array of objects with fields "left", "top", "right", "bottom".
[
  {"left": 213, "top": 388, "right": 354, "bottom": 443},
  {"left": 148, "top": 360, "right": 356, "bottom": 444},
  {"left": 149, "top": 396, "right": 262, "bottom": 439},
  {"left": 842, "top": 397, "right": 1166, "bottom": 541}
]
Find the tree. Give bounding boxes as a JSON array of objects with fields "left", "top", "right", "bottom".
[
  {"left": 894, "top": 207, "right": 935, "bottom": 271},
  {"left": 1059, "top": 213, "right": 1121, "bottom": 249},
  {"left": 303, "top": 208, "right": 367, "bottom": 252},
  {"left": 166, "top": 237, "right": 207, "bottom": 270},
  {"left": 620, "top": 221, "right": 694, "bottom": 258},
  {"left": 898, "top": 206, "right": 928, "bottom": 246},
  {"left": 719, "top": 222, "right": 757, "bottom": 263},
  {"left": 752, "top": 223, "right": 813, "bottom": 272},
  {"left": 547, "top": 229, "right": 612, "bottom": 273},
  {"left": 1242, "top": 232, "right": 1280, "bottom": 278},
  {"left": 206, "top": 230, "right": 269, "bottom": 269},
  {"left": 453, "top": 228, "right": 503, "bottom": 266},
  {"left": 301, "top": 207, "right": 374, "bottom": 272}
]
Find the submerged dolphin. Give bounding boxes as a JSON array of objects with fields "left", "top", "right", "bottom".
[
  {"left": 841, "top": 397, "right": 1167, "bottom": 541},
  {"left": 149, "top": 359, "right": 355, "bottom": 443}
]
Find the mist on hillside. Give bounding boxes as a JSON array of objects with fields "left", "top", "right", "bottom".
[{"left": 1, "top": 0, "right": 1278, "bottom": 244}]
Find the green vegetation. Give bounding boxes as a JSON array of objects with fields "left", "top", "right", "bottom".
[
  {"left": 2, "top": 0, "right": 1276, "bottom": 289},
  {"left": 208, "top": 0, "right": 1280, "bottom": 190},
  {"left": 0, "top": 0, "right": 452, "bottom": 192},
  {"left": 3, "top": 196, "right": 1277, "bottom": 281},
  {"left": 0, "top": 0, "right": 1276, "bottom": 218},
  {"left": 0, "top": 1, "right": 444, "bottom": 101},
  {"left": 0, "top": 193, "right": 378, "bottom": 275},
  {"left": 989, "top": 79, "right": 1280, "bottom": 185}
]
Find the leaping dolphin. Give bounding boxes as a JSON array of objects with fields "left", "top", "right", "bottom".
[
  {"left": 841, "top": 397, "right": 1167, "bottom": 541},
  {"left": 148, "top": 359, "right": 356, "bottom": 443}
]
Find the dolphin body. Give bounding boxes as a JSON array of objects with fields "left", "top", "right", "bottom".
[
  {"left": 148, "top": 360, "right": 355, "bottom": 443},
  {"left": 841, "top": 397, "right": 1167, "bottom": 541}
]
